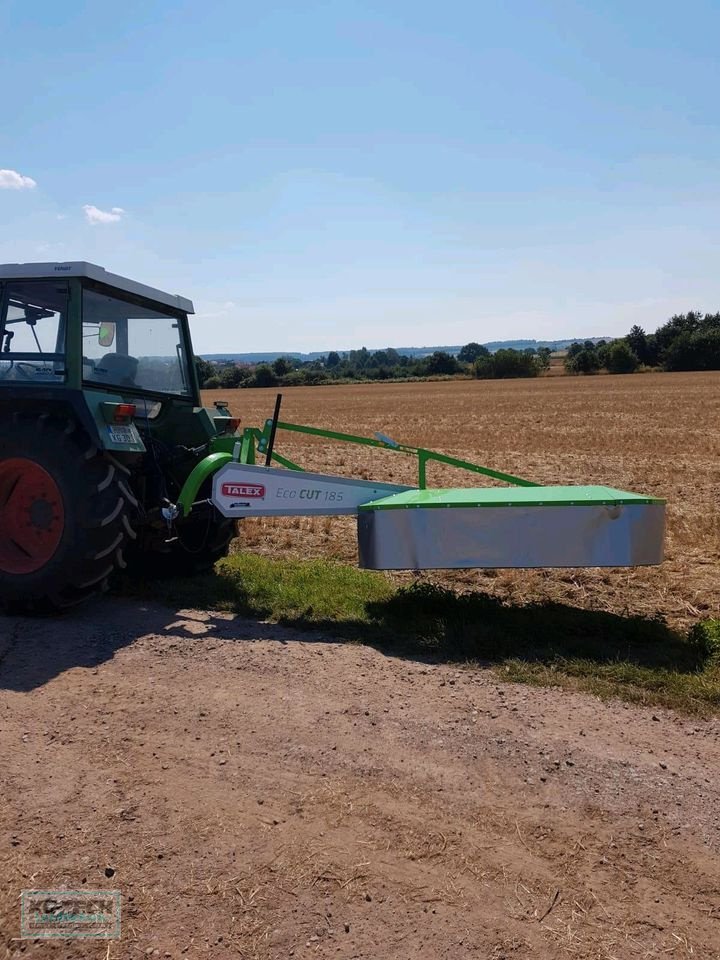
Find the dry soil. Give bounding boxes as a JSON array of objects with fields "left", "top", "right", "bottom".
[{"left": 2, "top": 598, "right": 719, "bottom": 959}]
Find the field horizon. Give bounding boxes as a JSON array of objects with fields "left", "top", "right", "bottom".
[{"left": 200, "top": 334, "right": 612, "bottom": 363}]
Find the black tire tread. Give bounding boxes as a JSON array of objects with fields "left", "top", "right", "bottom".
[{"left": 0, "top": 415, "right": 135, "bottom": 613}]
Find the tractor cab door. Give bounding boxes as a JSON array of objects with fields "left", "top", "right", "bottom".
[{"left": 0, "top": 280, "right": 68, "bottom": 384}]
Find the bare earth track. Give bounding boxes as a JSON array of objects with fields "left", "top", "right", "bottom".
[
  {"left": 2, "top": 373, "right": 719, "bottom": 957},
  {"left": 2, "top": 601, "right": 719, "bottom": 959}
]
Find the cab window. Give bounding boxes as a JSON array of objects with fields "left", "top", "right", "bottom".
[
  {"left": 82, "top": 287, "right": 191, "bottom": 396},
  {"left": 0, "top": 280, "right": 67, "bottom": 382}
]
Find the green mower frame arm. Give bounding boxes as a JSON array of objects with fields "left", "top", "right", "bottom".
[{"left": 177, "top": 419, "right": 538, "bottom": 517}]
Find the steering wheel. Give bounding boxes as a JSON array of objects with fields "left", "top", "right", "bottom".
[{"left": 0, "top": 361, "right": 37, "bottom": 380}]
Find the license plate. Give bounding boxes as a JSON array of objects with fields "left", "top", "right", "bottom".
[{"left": 107, "top": 425, "right": 137, "bottom": 445}]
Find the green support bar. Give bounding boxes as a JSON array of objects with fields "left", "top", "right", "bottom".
[
  {"left": 268, "top": 451, "right": 304, "bottom": 471},
  {"left": 416, "top": 448, "right": 538, "bottom": 489},
  {"left": 263, "top": 420, "right": 537, "bottom": 488},
  {"left": 240, "top": 428, "right": 256, "bottom": 465},
  {"left": 261, "top": 420, "right": 418, "bottom": 455}
]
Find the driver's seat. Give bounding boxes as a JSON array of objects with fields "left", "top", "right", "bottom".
[{"left": 93, "top": 353, "right": 139, "bottom": 387}]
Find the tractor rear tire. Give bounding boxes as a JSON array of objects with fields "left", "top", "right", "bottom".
[{"left": 0, "top": 414, "right": 135, "bottom": 613}]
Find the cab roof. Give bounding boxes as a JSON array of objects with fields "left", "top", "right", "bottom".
[{"left": 0, "top": 261, "right": 194, "bottom": 314}]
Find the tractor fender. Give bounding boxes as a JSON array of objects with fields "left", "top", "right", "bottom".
[
  {"left": 177, "top": 452, "right": 232, "bottom": 516},
  {"left": 0, "top": 388, "right": 105, "bottom": 448},
  {"left": 0, "top": 387, "right": 147, "bottom": 456}
]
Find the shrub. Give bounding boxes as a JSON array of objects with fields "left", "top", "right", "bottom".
[
  {"left": 424, "top": 351, "right": 461, "bottom": 375},
  {"left": 252, "top": 364, "right": 278, "bottom": 387},
  {"left": 219, "top": 364, "right": 251, "bottom": 388},
  {"left": 474, "top": 349, "right": 539, "bottom": 379},
  {"left": 458, "top": 342, "right": 490, "bottom": 363},
  {"left": 281, "top": 370, "right": 311, "bottom": 387},
  {"left": 664, "top": 328, "right": 720, "bottom": 371},
  {"left": 605, "top": 340, "right": 639, "bottom": 374},
  {"left": 687, "top": 620, "right": 720, "bottom": 667},
  {"left": 565, "top": 348, "right": 601, "bottom": 375}
]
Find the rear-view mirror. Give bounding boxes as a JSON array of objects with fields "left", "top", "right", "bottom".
[{"left": 99, "top": 322, "right": 116, "bottom": 348}]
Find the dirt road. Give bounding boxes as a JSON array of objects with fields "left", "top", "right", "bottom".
[{"left": 2, "top": 599, "right": 719, "bottom": 959}]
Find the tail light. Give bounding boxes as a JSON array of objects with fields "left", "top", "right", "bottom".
[
  {"left": 113, "top": 403, "right": 136, "bottom": 423},
  {"left": 218, "top": 417, "right": 242, "bottom": 435}
]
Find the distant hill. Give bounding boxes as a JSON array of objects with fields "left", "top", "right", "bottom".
[
  {"left": 481, "top": 338, "right": 611, "bottom": 353},
  {"left": 201, "top": 337, "right": 612, "bottom": 364},
  {"left": 202, "top": 352, "right": 311, "bottom": 364}
]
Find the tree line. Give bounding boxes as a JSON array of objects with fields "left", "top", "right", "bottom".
[
  {"left": 197, "top": 342, "right": 549, "bottom": 389},
  {"left": 564, "top": 311, "right": 720, "bottom": 375},
  {"left": 197, "top": 310, "right": 720, "bottom": 389}
]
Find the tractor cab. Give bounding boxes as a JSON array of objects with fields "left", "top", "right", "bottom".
[{"left": 0, "top": 262, "right": 198, "bottom": 404}]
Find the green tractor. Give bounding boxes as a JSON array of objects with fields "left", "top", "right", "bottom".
[{"left": 0, "top": 262, "right": 238, "bottom": 611}]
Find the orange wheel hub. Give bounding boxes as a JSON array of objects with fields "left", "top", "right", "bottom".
[{"left": 0, "top": 458, "right": 65, "bottom": 574}]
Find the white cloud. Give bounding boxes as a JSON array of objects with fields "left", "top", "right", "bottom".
[
  {"left": 83, "top": 204, "right": 125, "bottom": 225},
  {"left": 0, "top": 168, "right": 37, "bottom": 190}
]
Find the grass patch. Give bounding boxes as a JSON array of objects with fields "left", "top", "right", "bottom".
[
  {"left": 501, "top": 658, "right": 720, "bottom": 713},
  {"left": 117, "top": 554, "right": 720, "bottom": 715},
  {"left": 118, "top": 553, "right": 394, "bottom": 633}
]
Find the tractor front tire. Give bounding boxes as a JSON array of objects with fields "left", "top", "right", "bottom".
[{"left": 0, "top": 414, "right": 135, "bottom": 612}]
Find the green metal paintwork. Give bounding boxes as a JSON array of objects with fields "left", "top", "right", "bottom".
[
  {"left": 253, "top": 420, "right": 538, "bottom": 489},
  {"left": 359, "top": 485, "right": 665, "bottom": 511},
  {"left": 267, "top": 450, "right": 304, "bottom": 471},
  {"left": 240, "top": 428, "right": 257, "bottom": 465},
  {"left": 177, "top": 451, "right": 233, "bottom": 515}
]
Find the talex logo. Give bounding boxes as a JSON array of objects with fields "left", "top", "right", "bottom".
[{"left": 221, "top": 482, "right": 265, "bottom": 498}]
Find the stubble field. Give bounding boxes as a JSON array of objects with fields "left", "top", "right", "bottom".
[{"left": 204, "top": 370, "right": 720, "bottom": 632}]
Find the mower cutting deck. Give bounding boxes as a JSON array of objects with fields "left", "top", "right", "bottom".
[{"left": 357, "top": 486, "right": 664, "bottom": 569}]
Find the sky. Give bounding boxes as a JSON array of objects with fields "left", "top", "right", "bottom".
[{"left": 1, "top": 0, "right": 720, "bottom": 354}]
